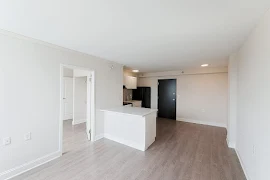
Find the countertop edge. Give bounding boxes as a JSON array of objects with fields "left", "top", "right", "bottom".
[{"left": 100, "top": 108, "right": 158, "bottom": 117}]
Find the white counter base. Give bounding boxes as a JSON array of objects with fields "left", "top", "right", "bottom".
[{"left": 103, "top": 107, "right": 157, "bottom": 151}]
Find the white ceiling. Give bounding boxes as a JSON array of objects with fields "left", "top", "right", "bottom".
[{"left": 1, "top": 0, "right": 270, "bottom": 72}]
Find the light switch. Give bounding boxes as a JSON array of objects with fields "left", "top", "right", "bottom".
[{"left": 3, "top": 137, "right": 11, "bottom": 145}]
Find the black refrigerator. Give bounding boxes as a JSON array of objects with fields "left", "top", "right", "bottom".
[{"left": 132, "top": 87, "right": 151, "bottom": 108}]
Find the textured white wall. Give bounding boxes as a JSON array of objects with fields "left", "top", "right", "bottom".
[
  {"left": 227, "top": 54, "right": 238, "bottom": 148},
  {"left": 138, "top": 70, "right": 228, "bottom": 127},
  {"left": 0, "top": 30, "right": 123, "bottom": 176},
  {"left": 177, "top": 73, "right": 228, "bottom": 127},
  {"left": 234, "top": 10, "right": 270, "bottom": 180}
]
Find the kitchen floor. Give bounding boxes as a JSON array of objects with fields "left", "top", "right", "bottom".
[{"left": 12, "top": 118, "right": 246, "bottom": 180}]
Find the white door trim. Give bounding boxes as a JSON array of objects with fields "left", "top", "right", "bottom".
[{"left": 60, "top": 64, "right": 96, "bottom": 155}]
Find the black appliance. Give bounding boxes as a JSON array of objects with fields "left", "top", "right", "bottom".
[{"left": 132, "top": 87, "right": 151, "bottom": 108}]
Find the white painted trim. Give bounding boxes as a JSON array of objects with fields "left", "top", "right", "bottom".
[
  {"left": 72, "top": 119, "right": 86, "bottom": 125},
  {"left": 86, "top": 74, "right": 91, "bottom": 140},
  {"left": 176, "top": 118, "right": 227, "bottom": 128},
  {"left": 63, "top": 118, "right": 72, "bottom": 121},
  {"left": 72, "top": 77, "right": 75, "bottom": 125},
  {"left": 94, "top": 134, "right": 104, "bottom": 141},
  {"left": 59, "top": 65, "right": 64, "bottom": 155},
  {"left": 90, "top": 71, "right": 96, "bottom": 142},
  {"left": 235, "top": 149, "right": 251, "bottom": 180},
  {"left": 104, "top": 134, "right": 145, "bottom": 151},
  {"left": 0, "top": 151, "right": 61, "bottom": 180},
  {"left": 63, "top": 114, "right": 73, "bottom": 121},
  {"left": 226, "top": 138, "right": 236, "bottom": 149}
]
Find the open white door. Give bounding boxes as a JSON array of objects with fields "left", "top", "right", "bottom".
[
  {"left": 86, "top": 75, "right": 91, "bottom": 140},
  {"left": 63, "top": 77, "right": 73, "bottom": 120}
]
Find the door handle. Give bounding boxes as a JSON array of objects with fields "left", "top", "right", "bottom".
[{"left": 173, "top": 99, "right": 175, "bottom": 101}]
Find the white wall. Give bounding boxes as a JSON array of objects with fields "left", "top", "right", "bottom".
[
  {"left": 73, "top": 77, "right": 87, "bottom": 124},
  {"left": 177, "top": 73, "right": 228, "bottom": 127},
  {"left": 0, "top": 30, "right": 123, "bottom": 179},
  {"left": 227, "top": 54, "right": 238, "bottom": 148},
  {"left": 233, "top": 10, "right": 270, "bottom": 180},
  {"left": 138, "top": 68, "right": 228, "bottom": 127}
]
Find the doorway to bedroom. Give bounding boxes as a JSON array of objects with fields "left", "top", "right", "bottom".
[{"left": 60, "top": 65, "right": 95, "bottom": 154}]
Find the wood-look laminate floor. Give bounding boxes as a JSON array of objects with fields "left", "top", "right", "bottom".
[{"left": 12, "top": 118, "right": 246, "bottom": 180}]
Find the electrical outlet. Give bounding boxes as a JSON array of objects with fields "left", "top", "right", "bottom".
[
  {"left": 3, "top": 137, "right": 11, "bottom": 145},
  {"left": 24, "top": 132, "right": 31, "bottom": 141}
]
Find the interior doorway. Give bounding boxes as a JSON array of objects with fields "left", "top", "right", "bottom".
[
  {"left": 60, "top": 64, "right": 95, "bottom": 155},
  {"left": 158, "top": 79, "right": 177, "bottom": 120}
]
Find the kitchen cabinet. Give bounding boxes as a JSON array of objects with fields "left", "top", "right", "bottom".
[
  {"left": 102, "top": 106, "right": 157, "bottom": 151},
  {"left": 124, "top": 75, "right": 137, "bottom": 89}
]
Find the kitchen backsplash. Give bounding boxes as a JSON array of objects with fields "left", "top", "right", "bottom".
[{"left": 123, "top": 89, "right": 132, "bottom": 101}]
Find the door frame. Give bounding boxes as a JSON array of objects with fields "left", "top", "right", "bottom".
[
  {"left": 59, "top": 64, "right": 96, "bottom": 155},
  {"left": 157, "top": 79, "right": 177, "bottom": 120}
]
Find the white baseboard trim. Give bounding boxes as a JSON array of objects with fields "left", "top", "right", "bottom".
[
  {"left": 0, "top": 151, "right": 61, "bottom": 180},
  {"left": 94, "top": 134, "right": 104, "bottom": 141},
  {"left": 104, "top": 134, "right": 145, "bottom": 151},
  {"left": 72, "top": 119, "right": 86, "bottom": 125},
  {"left": 235, "top": 149, "right": 251, "bottom": 180},
  {"left": 176, "top": 118, "right": 227, "bottom": 128},
  {"left": 226, "top": 138, "right": 236, "bottom": 149},
  {"left": 63, "top": 114, "right": 73, "bottom": 121}
]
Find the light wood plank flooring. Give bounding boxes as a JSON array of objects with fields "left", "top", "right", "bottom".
[{"left": 12, "top": 118, "right": 246, "bottom": 180}]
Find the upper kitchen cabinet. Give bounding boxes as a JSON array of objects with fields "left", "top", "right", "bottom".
[{"left": 124, "top": 75, "right": 137, "bottom": 89}]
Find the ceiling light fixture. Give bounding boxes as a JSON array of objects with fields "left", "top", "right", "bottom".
[
  {"left": 201, "top": 64, "right": 209, "bottom": 67},
  {"left": 132, "top": 70, "right": 139, "bottom": 73}
]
